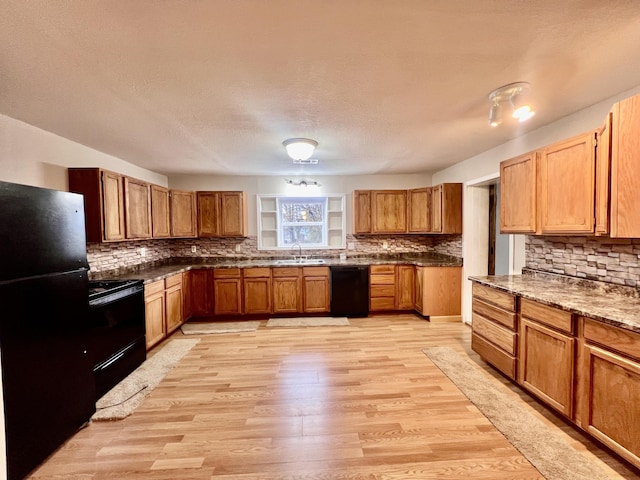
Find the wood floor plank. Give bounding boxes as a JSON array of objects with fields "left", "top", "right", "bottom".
[{"left": 28, "top": 314, "right": 637, "bottom": 479}]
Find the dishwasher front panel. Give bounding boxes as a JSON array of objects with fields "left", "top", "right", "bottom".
[{"left": 330, "top": 265, "right": 369, "bottom": 317}]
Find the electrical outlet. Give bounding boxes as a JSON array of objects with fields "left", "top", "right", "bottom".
[
  {"left": 347, "top": 242, "right": 355, "bottom": 250},
  {"left": 191, "top": 245, "right": 197, "bottom": 253},
  {"left": 235, "top": 244, "right": 241, "bottom": 252},
  {"left": 140, "top": 247, "right": 146, "bottom": 257},
  {"left": 382, "top": 241, "right": 388, "bottom": 249}
]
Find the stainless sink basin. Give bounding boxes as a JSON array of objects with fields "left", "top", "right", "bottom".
[{"left": 273, "top": 258, "right": 327, "bottom": 265}]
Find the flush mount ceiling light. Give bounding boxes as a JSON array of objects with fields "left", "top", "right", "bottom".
[
  {"left": 487, "top": 82, "right": 535, "bottom": 126},
  {"left": 284, "top": 178, "right": 321, "bottom": 187},
  {"left": 283, "top": 138, "right": 318, "bottom": 161},
  {"left": 292, "top": 158, "right": 319, "bottom": 165}
]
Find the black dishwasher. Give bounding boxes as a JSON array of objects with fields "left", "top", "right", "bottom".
[{"left": 330, "top": 265, "right": 369, "bottom": 317}]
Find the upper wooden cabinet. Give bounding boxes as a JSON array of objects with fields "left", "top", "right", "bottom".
[
  {"left": 408, "top": 188, "right": 431, "bottom": 233},
  {"left": 352, "top": 190, "right": 372, "bottom": 234},
  {"left": 539, "top": 131, "right": 597, "bottom": 234},
  {"left": 124, "top": 177, "right": 152, "bottom": 239},
  {"left": 197, "top": 191, "right": 247, "bottom": 237},
  {"left": 371, "top": 190, "right": 408, "bottom": 234},
  {"left": 170, "top": 189, "right": 197, "bottom": 238},
  {"left": 68, "top": 168, "right": 126, "bottom": 242},
  {"left": 150, "top": 185, "right": 171, "bottom": 238},
  {"left": 430, "top": 183, "right": 462, "bottom": 234},
  {"left": 610, "top": 94, "right": 640, "bottom": 238},
  {"left": 595, "top": 112, "right": 612, "bottom": 236},
  {"left": 500, "top": 152, "right": 538, "bottom": 234}
]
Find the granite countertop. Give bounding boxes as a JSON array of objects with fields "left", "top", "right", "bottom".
[
  {"left": 469, "top": 270, "right": 640, "bottom": 334},
  {"left": 92, "top": 253, "right": 463, "bottom": 284}
]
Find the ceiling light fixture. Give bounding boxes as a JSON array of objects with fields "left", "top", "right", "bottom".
[
  {"left": 487, "top": 82, "right": 535, "bottom": 126},
  {"left": 292, "top": 158, "right": 319, "bottom": 165},
  {"left": 284, "top": 179, "right": 321, "bottom": 187},
  {"left": 283, "top": 138, "right": 318, "bottom": 161}
]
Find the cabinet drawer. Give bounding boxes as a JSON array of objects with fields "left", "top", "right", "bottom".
[
  {"left": 370, "top": 265, "right": 396, "bottom": 274},
  {"left": 584, "top": 318, "right": 640, "bottom": 362},
  {"left": 371, "top": 297, "right": 395, "bottom": 311},
  {"left": 144, "top": 280, "right": 164, "bottom": 297},
  {"left": 521, "top": 298, "right": 573, "bottom": 334},
  {"left": 243, "top": 267, "right": 271, "bottom": 278},
  {"left": 472, "top": 283, "right": 516, "bottom": 311},
  {"left": 272, "top": 267, "right": 300, "bottom": 277},
  {"left": 370, "top": 274, "right": 396, "bottom": 285},
  {"left": 302, "top": 266, "right": 329, "bottom": 277},
  {"left": 370, "top": 284, "right": 395, "bottom": 298},
  {"left": 472, "top": 298, "right": 516, "bottom": 330},
  {"left": 165, "top": 273, "right": 183, "bottom": 289},
  {"left": 472, "top": 313, "right": 517, "bottom": 355},
  {"left": 214, "top": 268, "right": 242, "bottom": 278},
  {"left": 472, "top": 333, "right": 516, "bottom": 380}
]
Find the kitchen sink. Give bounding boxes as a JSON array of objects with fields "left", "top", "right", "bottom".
[{"left": 273, "top": 258, "right": 327, "bottom": 265}]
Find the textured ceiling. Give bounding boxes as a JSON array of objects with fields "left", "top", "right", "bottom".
[{"left": 2, "top": 1, "right": 640, "bottom": 177}]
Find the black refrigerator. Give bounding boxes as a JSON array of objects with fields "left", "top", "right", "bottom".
[{"left": 0, "top": 180, "right": 96, "bottom": 480}]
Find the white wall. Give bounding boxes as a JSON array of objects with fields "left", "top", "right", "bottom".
[
  {"left": 432, "top": 84, "right": 640, "bottom": 324},
  {"left": 0, "top": 114, "right": 167, "bottom": 190}
]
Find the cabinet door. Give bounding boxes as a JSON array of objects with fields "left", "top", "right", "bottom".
[
  {"left": 519, "top": 318, "right": 574, "bottom": 417},
  {"left": 595, "top": 113, "right": 612, "bottom": 236},
  {"left": 214, "top": 278, "right": 242, "bottom": 315},
  {"left": 302, "top": 268, "right": 330, "bottom": 313},
  {"left": 190, "top": 269, "right": 211, "bottom": 316},
  {"left": 414, "top": 267, "right": 423, "bottom": 311},
  {"left": 144, "top": 285, "right": 165, "bottom": 350},
  {"left": 165, "top": 284, "right": 183, "bottom": 334},
  {"left": 371, "top": 190, "right": 407, "bottom": 233},
  {"left": 244, "top": 277, "right": 272, "bottom": 314},
  {"left": 352, "top": 190, "right": 372, "bottom": 234},
  {"left": 610, "top": 94, "right": 640, "bottom": 238},
  {"left": 150, "top": 185, "right": 171, "bottom": 238},
  {"left": 219, "top": 192, "right": 247, "bottom": 237},
  {"left": 430, "top": 185, "right": 442, "bottom": 232},
  {"left": 182, "top": 271, "right": 192, "bottom": 321},
  {"left": 272, "top": 276, "right": 301, "bottom": 313},
  {"left": 440, "top": 183, "right": 463, "bottom": 234},
  {"left": 396, "top": 265, "right": 415, "bottom": 310},
  {"left": 124, "top": 177, "right": 152, "bottom": 239},
  {"left": 540, "top": 131, "right": 596, "bottom": 234},
  {"left": 101, "top": 171, "right": 126, "bottom": 241},
  {"left": 197, "top": 192, "right": 219, "bottom": 237},
  {"left": 500, "top": 152, "right": 537, "bottom": 233},
  {"left": 580, "top": 344, "right": 640, "bottom": 468},
  {"left": 170, "top": 190, "right": 197, "bottom": 238},
  {"left": 408, "top": 188, "right": 431, "bottom": 233},
  {"left": 418, "top": 267, "right": 461, "bottom": 318}
]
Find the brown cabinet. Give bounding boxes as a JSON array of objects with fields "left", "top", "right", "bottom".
[
  {"left": 164, "top": 273, "right": 184, "bottom": 335},
  {"left": 408, "top": 188, "right": 431, "bottom": 233},
  {"left": 170, "top": 190, "right": 197, "bottom": 238},
  {"left": 595, "top": 112, "right": 612, "bottom": 236},
  {"left": 243, "top": 268, "right": 271, "bottom": 314},
  {"left": 371, "top": 190, "right": 408, "bottom": 234},
  {"left": 124, "top": 176, "right": 152, "bottom": 239},
  {"left": 369, "top": 265, "right": 397, "bottom": 311},
  {"left": 500, "top": 152, "right": 538, "bottom": 234},
  {"left": 539, "top": 131, "right": 597, "bottom": 234},
  {"left": 302, "top": 267, "right": 330, "bottom": 313},
  {"left": 190, "top": 269, "right": 212, "bottom": 317},
  {"left": 430, "top": 183, "right": 462, "bottom": 234},
  {"left": 610, "top": 93, "right": 640, "bottom": 238},
  {"left": 68, "top": 168, "right": 126, "bottom": 242},
  {"left": 577, "top": 318, "right": 640, "bottom": 468},
  {"left": 272, "top": 268, "right": 302, "bottom": 314},
  {"left": 150, "top": 185, "right": 171, "bottom": 238},
  {"left": 183, "top": 271, "right": 192, "bottom": 321},
  {"left": 197, "top": 191, "right": 247, "bottom": 237},
  {"left": 414, "top": 266, "right": 461, "bottom": 320},
  {"left": 471, "top": 283, "right": 518, "bottom": 380},
  {"left": 213, "top": 268, "right": 242, "bottom": 315},
  {"left": 144, "top": 280, "right": 166, "bottom": 350},
  {"left": 352, "top": 190, "right": 372, "bottom": 234},
  {"left": 518, "top": 299, "right": 575, "bottom": 418},
  {"left": 396, "top": 265, "right": 415, "bottom": 310}
]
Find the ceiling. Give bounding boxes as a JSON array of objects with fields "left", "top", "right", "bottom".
[{"left": 2, "top": 1, "right": 640, "bottom": 177}]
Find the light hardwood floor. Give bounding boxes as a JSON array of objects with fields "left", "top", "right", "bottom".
[{"left": 30, "top": 315, "right": 637, "bottom": 479}]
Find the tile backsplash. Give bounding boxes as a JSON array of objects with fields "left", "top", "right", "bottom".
[
  {"left": 526, "top": 235, "right": 640, "bottom": 287},
  {"left": 87, "top": 234, "right": 462, "bottom": 274}
]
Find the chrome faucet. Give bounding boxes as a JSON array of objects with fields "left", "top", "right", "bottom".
[{"left": 291, "top": 242, "right": 302, "bottom": 260}]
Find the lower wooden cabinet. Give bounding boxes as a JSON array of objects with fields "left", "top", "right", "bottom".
[
  {"left": 415, "top": 266, "right": 461, "bottom": 320},
  {"left": 190, "top": 269, "right": 212, "bottom": 317},
  {"left": 243, "top": 268, "right": 271, "bottom": 314},
  {"left": 302, "top": 267, "right": 330, "bottom": 313},
  {"left": 144, "top": 274, "right": 185, "bottom": 350},
  {"left": 272, "top": 268, "right": 302, "bottom": 313},
  {"left": 397, "top": 265, "right": 415, "bottom": 310},
  {"left": 213, "top": 269, "right": 242, "bottom": 315},
  {"left": 369, "top": 265, "right": 396, "bottom": 311}
]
